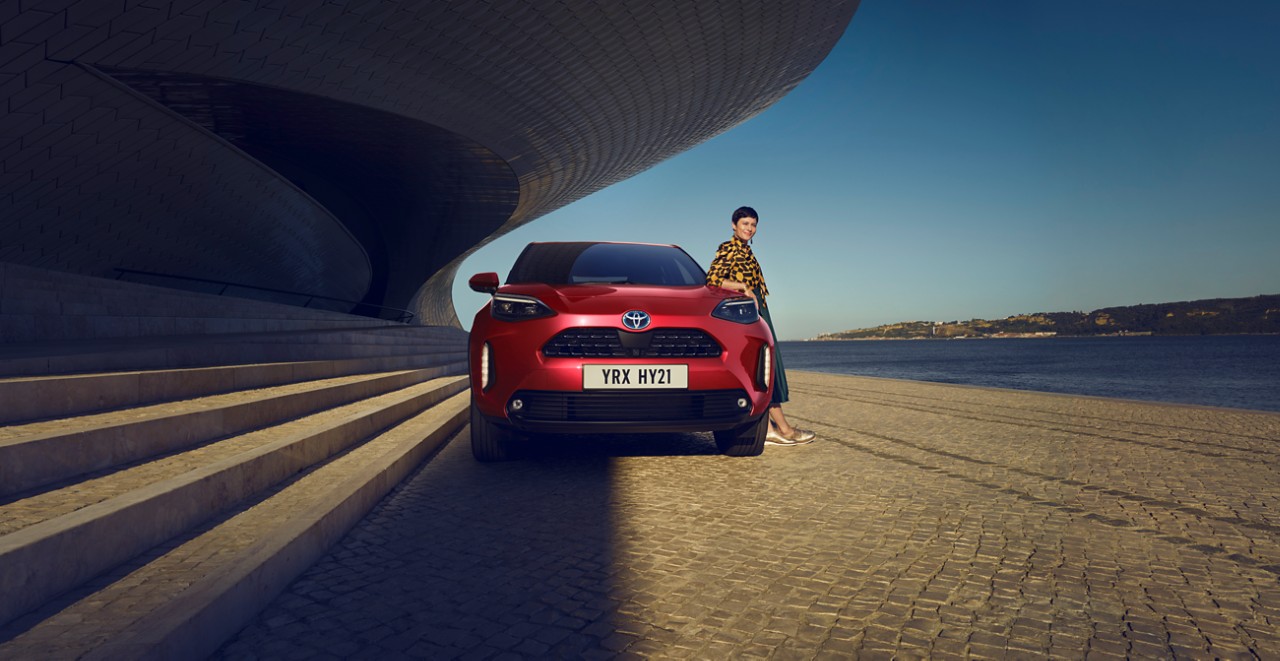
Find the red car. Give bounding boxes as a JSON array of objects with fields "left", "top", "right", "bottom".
[{"left": 467, "top": 241, "right": 775, "bottom": 461}]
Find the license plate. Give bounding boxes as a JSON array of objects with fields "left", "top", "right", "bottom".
[{"left": 582, "top": 364, "right": 688, "bottom": 389}]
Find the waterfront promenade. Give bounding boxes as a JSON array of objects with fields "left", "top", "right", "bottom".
[{"left": 216, "top": 371, "right": 1280, "bottom": 658}]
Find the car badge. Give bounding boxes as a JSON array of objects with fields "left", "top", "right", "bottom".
[{"left": 622, "top": 310, "right": 651, "bottom": 331}]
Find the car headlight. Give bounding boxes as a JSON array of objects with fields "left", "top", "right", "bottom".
[
  {"left": 491, "top": 294, "right": 556, "bottom": 322},
  {"left": 711, "top": 297, "right": 759, "bottom": 324}
]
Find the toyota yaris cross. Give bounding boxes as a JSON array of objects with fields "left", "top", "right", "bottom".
[{"left": 467, "top": 241, "right": 775, "bottom": 461}]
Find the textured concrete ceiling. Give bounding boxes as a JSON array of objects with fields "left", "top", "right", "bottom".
[{"left": 0, "top": 1, "right": 860, "bottom": 325}]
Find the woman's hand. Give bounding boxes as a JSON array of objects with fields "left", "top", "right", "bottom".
[{"left": 721, "top": 279, "right": 756, "bottom": 301}]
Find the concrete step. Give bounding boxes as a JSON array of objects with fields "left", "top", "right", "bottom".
[
  {"left": 0, "top": 366, "right": 466, "bottom": 497},
  {"left": 0, "top": 311, "right": 401, "bottom": 344},
  {"left": 0, "top": 377, "right": 469, "bottom": 634},
  {"left": 0, "top": 324, "right": 465, "bottom": 360},
  {"left": 0, "top": 287, "right": 392, "bottom": 322},
  {"left": 1, "top": 263, "right": 399, "bottom": 325},
  {"left": 0, "top": 321, "right": 465, "bottom": 349},
  {"left": 0, "top": 350, "right": 467, "bottom": 425},
  {"left": 0, "top": 391, "right": 469, "bottom": 659},
  {"left": 0, "top": 266, "right": 416, "bottom": 344},
  {"left": 0, "top": 281, "right": 475, "bottom": 653},
  {"left": 0, "top": 325, "right": 468, "bottom": 378}
]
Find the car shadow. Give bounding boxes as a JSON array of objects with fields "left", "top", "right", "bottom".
[
  {"left": 215, "top": 424, "right": 753, "bottom": 657},
  {"left": 518, "top": 431, "right": 722, "bottom": 459}
]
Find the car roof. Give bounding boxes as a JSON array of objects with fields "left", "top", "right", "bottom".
[{"left": 524, "top": 240, "right": 680, "bottom": 249}]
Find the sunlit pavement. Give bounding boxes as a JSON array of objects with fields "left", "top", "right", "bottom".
[{"left": 216, "top": 371, "right": 1280, "bottom": 659}]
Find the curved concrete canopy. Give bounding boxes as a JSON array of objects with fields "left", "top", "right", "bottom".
[
  {"left": 101, "top": 67, "right": 521, "bottom": 312},
  {"left": 0, "top": 1, "right": 860, "bottom": 325}
]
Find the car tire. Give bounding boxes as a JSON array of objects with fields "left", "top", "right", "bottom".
[
  {"left": 713, "top": 412, "right": 767, "bottom": 456},
  {"left": 471, "top": 398, "right": 517, "bottom": 462}
]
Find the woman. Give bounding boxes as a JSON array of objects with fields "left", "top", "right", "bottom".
[{"left": 706, "top": 206, "right": 816, "bottom": 446}]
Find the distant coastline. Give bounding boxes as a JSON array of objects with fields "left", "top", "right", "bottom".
[
  {"left": 781, "top": 335, "right": 1280, "bottom": 413},
  {"left": 812, "top": 294, "right": 1280, "bottom": 341},
  {"left": 808, "top": 332, "right": 1151, "bottom": 341}
]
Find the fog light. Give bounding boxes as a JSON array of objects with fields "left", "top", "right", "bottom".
[
  {"left": 510, "top": 398, "right": 524, "bottom": 412},
  {"left": 737, "top": 397, "right": 749, "bottom": 409}
]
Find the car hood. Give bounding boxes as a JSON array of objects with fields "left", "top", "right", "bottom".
[{"left": 496, "top": 283, "right": 740, "bottom": 315}]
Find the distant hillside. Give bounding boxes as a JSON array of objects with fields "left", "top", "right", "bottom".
[{"left": 815, "top": 294, "right": 1280, "bottom": 340}]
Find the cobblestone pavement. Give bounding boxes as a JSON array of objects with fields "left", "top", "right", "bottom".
[{"left": 216, "top": 372, "right": 1280, "bottom": 659}]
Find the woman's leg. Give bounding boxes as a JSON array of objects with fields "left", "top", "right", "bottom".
[
  {"left": 758, "top": 297, "right": 812, "bottom": 442},
  {"left": 768, "top": 405, "right": 796, "bottom": 435}
]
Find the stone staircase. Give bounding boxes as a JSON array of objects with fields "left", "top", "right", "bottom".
[
  {"left": 0, "top": 323, "right": 473, "bottom": 658},
  {"left": 0, "top": 261, "right": 406, "bottom": 346}
]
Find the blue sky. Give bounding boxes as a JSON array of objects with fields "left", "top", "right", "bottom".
[{"left": 453, "top": 1, "right": 1280, "bottom": 341}]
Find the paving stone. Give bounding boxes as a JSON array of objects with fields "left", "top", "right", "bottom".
[{"left": 204, "top": 372, "right": 1280, "bottom": 658}]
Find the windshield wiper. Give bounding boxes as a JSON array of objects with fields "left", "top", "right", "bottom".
[{"left": 570, "top": 276, "right": 631, "bottom": 284}]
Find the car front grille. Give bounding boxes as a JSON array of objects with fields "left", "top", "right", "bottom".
[
  {"left": 542, "top": 328, "right": 624, "bottom": 357},
  {"left": 510, "top": 389, "right": 749, "bottom": 423},
  {"left": 542, "top": 327, "right": 721, "bottom": 358}
]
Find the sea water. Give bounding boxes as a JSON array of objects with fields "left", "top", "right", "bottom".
[{"left": 780, "top": 335, "right": 1280, "bottom": 413}]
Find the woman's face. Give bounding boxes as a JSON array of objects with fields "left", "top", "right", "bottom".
[{"left": 733, "top": 216, "right": 758, "bottom": 243}]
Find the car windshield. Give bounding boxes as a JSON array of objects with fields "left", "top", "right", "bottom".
[{"left": 507, "top": 242, "right": 707, "bottom": 286}]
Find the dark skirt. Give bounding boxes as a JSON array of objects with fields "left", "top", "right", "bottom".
[{"left": 758, "top": 294, "right": 789, "bottom": 405}]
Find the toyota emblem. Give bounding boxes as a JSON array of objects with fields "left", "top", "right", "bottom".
[{"left": 622, "top": 310, "right": 651, "bottom": 330}]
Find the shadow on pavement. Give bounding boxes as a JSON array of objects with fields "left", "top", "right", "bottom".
[
  {"left": 215, "top": 429, "right": 723, "bottom": 657},
  {"left": 518, "top": 431, "right": 721, "bottom": 460}
]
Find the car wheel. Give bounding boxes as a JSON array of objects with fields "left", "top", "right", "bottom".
[
  {"left": 471, "top": 398, "right": 517, "bottom": 462},
  {"left": 713, "top": 413, "right": 767, "bottom": 456}
]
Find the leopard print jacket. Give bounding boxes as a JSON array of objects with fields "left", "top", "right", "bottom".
[{"left": 706, "top": 236, "right": 769, "bottom": 307}]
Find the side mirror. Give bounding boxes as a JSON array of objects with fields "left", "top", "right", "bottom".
[{"left": 469, "top": 272, "right": 500, "bottom": 294}]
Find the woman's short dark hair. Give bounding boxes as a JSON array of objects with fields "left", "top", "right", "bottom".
[{"left": 732, "top": 206, "right": 758, "bottom": 225}]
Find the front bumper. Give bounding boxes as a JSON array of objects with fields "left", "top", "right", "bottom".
[
  {"left": 500, "top": 388, "right": 756, "bottom": 433},
  {"left": 469, "top": 303, "right": 775, "bottom": 426}
]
